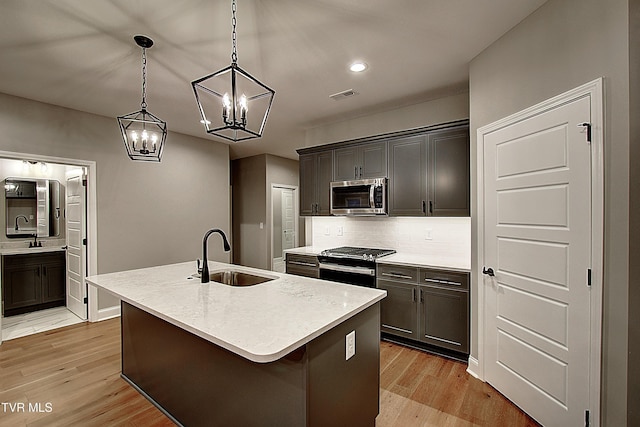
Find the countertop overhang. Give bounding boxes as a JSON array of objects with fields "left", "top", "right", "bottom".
[{"left": 86, "top": 261, "right": 386, "bottom": 363}]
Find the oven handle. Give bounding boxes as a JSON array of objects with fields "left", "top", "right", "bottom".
[{"left": 319, "top": 263, "right": 376, "bottom": 276}]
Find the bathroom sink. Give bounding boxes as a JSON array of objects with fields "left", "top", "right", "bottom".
[{"left": 208, "top": 270, "right": 275, "bottom": 287}]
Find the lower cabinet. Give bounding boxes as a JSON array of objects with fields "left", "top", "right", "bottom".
[
  {"left": 2, "top": 251, "right": 66, "bottom": 316},
  {"left": 285, "top": 253, "right": 319, "bottom": 279},
  {"left": 377, "top": 264, "right": 469, "bottom": 355}
]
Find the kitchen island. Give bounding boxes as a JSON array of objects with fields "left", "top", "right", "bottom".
[{"left": 86, "top": 261, "right": 386, "bottom": 427}]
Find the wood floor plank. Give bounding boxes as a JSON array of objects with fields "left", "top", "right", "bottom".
[{"left": 0, "top": 319, "right": 540, "bottom": 426}]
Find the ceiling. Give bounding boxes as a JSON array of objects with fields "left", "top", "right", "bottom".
[{"left": 0, "top": 0, "right": 547, "bottom": 160}]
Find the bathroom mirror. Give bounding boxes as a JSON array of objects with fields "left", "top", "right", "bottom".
[{"left": 5, "top": 178, "right": 61, "bottom": 238}]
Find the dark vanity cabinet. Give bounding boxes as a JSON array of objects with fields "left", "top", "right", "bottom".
[
  {"left": 299, "top": 151, "right": 333, "bottom": 216},
  {"left": 377, "top": 263, "right": 469, "bottom": 356},
  {"left": 333, "top": 141, "right": 387, "bottom": 181},
  {"left": 285, "top": 253, "right": 319, "bottom": 278},
  {"left": 2, "top": 251, "right": 66, "bottom": 316},
  {"left": 388, "top": 126, "right": 469, "bottom": 217}
]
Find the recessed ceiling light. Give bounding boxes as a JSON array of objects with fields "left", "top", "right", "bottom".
[{"left": 349, "top": 61, "right": 368, "bottom": 73}]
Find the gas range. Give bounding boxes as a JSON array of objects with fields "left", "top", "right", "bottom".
[
  {"left": 318, "top": 246, "right": 396, "bottom": 288},
  {"left": 320, "top": 246, "right": 396, "bottom": 262}
]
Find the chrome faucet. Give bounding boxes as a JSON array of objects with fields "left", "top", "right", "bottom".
[
  {"left": 15, "top": 215, "right": 28, "bottom": 231},
  {"left": 201, "top": 228, "right": 231, "bottom": 283}
]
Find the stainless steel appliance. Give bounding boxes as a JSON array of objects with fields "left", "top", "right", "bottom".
[
  {"left": 330, "top": 178, "right": 387, "bottom": 216},
  {"left": 318, "top": 246, "right": 396, "bottom": 288}
]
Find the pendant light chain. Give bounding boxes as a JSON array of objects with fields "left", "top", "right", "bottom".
[
  {"left": 231, "top": 0, "right": 238, "bottom": 64},
  {"left": 140, "top": 47, "right": 148, "bottom": 110}
]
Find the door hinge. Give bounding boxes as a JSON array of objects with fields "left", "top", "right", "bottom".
[
  {"left": 577, "top": 122, "right": 592, "bottom": 143},
  {"left": 587, "top": 268, "right": 592, "bottom": 287},
  {"left": 83, "top": 296, "right": 88, "bottom": 304},
  {"left": 585, "top": 409, "right": 590, "bottom": 427},
  {"left": 82, "top": 177, "right": 87, "bottom": 187},
  {"left": 82, "top": 238, "right": 87, "bottom": 246}
]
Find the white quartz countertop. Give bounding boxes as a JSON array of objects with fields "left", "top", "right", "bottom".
[
  {"left": 85, "top": 261, "right": 386, "bottom": 364},
  {"left": 0, "top": 246, "right": 66, "bottom": 256},
  {"left": 284, "top": 246, "right": 470, "bottom": 272}
]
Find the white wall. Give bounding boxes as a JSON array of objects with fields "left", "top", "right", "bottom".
[{"left": 0, "top": 92, "right": 231, "bottom": 314}]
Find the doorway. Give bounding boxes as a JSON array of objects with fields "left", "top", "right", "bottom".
[
  {"left": 476, "top": 79, "right": 603, "bottom": 426},
  {"left": 0, "top": 152, "right": 97, "bottom": 344},
  {"left": 271, "top": 185, "right": 298, "bottom": 272}
]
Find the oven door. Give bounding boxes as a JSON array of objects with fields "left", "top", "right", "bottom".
[{"left": 318, "top": 261, "right": 376, "bottom": 288}]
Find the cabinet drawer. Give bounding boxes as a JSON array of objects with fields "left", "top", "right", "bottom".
[
  {"left": 420, "top": 268, "right": 469, "bottom": 290},
  {"left": 286, "top": 253, "right": 319, "bottom": 278},
  {"left": 285, "top": 254, "right": 319, "bottom": 268},
  {"left": 377, "top": 264, "right": 419, "bottom": 283},
  {"left": 4, "top": 252, "right": 65, "bottom": 268}
]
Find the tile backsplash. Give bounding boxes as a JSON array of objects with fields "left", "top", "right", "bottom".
[{"left": 308, "top": 216, "right": 470, "bottom": 262}]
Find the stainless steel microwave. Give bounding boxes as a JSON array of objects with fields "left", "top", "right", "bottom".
[{"left": 330, "top": 178, "right": 387, "bottom": 216}]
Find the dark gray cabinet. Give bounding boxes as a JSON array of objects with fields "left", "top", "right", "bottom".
[
  {"left": 334, "top": 141, "right": 387, "bottom": 181},
  {"left": 285, "top": 253, "right": 319, "bottom": 278},
  {"left": 376, "top": 263, "right": 469, "bottom": 355},
  {"left": 299, "top": 151, "right": 333, "bottom": 216},
  {"left": 2, "top": 251, "right": 66, "bottom": 316},
  {"left": 388, "top": 126, "right": 469, "bottom": 216}
]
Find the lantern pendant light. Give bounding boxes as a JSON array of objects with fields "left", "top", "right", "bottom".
[
  {"left": 191, "top": 0, "right": 275, "bottom": 142},
  {"left": 118, "top": 35, "right": 167, "bottom": 162}
]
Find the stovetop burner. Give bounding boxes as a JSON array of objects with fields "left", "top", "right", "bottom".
[{"left": 320, "top": 246, "right": 396, "bottom": 261}]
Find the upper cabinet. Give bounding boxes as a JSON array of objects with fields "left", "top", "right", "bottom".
[
  {"left": 388, "top": 125, "right": 469, "bottom": 217},
  {"left": 299, "top": 151, "right": 333, "bottom": 216},
  {"left": 298, "top": 120, "right": 469, "bottom": 217},
  {"left": 333, "top": 141, "right": 387, "bottom": 181}
]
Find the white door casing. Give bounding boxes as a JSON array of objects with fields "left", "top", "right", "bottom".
[
  {"left": 477, "top": 79, "right": 603, "bottom": 426},
  {"left": 66, "top": 169, "right": 87, "bottom": 319}
]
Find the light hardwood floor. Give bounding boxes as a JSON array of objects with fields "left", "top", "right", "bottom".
[{"left": 0, "top": 319, "right": 539, "bottom": 426}]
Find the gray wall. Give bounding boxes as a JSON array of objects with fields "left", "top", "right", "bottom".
[
  {"left": 232, "top": 155, "right": 267, "bottom": 269},
  {"left": 469, "top": 0, "right": 630, "bottom": 425},
  {"left": 0, "top": 92, "right": 231, "bottom": 310},
  {"left": 231, "top": 154, "right": 298, "bottom": 270},
  {"left": 628, "top": 1, "right": 640, "bottom": 425}
]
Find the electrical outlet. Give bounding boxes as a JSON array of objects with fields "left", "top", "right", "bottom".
[
  {"left": 346, "top": 330, "right": 356, "bottom": 360},
  {"left": 337, "top": 226, "right": 343, "bottom": 236},
  {"left": 324, "top": 226, "right": 330, "bottom": 236},
  {"left": 425, "top": 228, "right": 433, "bottom": 240}
]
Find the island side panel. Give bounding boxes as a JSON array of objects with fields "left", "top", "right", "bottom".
[
  {"left": 120, "top": 302, "right": 307, "bottom": 427},
  {"left": 307, "top": 303, "right": 380, "bottom": 427}
]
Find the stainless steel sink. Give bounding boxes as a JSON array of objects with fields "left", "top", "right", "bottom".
[{"left": 208, "top": 270, "right": 275, "bottom": 287}]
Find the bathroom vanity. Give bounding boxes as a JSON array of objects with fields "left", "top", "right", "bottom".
[{"left": 86, "top": 261, "right": 386, "bottom": 427}]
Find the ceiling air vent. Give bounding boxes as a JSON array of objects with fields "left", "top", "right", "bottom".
[{"left": 329, "top": 89, "right": 358, "bottom": 101}]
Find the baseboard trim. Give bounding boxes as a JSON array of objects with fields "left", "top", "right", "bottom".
[
  {"left": 94, "top": 305, "right": 120, "bottom": 322},
  {"left": 467, "top": 356, "right": 480, "bottom": 379}
]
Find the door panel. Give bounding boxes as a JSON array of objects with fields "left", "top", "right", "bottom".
[
  {"left": 483, "top": 95, "right": 591, "bottom": 426},
  {"left": 66, "top": 171, "right": 87, "bottom": 319}
]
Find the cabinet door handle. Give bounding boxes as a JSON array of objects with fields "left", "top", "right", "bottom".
[
  {"left": 36, "top": 267, "right": 40, "bottom": 277},
  {"left": 382, "top": 272, "right": 413, "bottom": 280},
  {"left": 289, "top": 261, "right": 317, "bottom": 267},
  {"left": 424, "top": 278, "right": 462, "bottom": 286},
  {"left": 359, "top": 166, "right": 362, "bottom": 178},
  {"left": 422, "top": 200, "right": 426, "bottom": 214},
  {"left": 412, "top": 287, "right": 417, "bottom": 302},
  {"left": 419, "top": 288, "right": 424, "bottom": 303},
  {"left": 429, "top": 200, "right": 433, "bottom": 215},
  {"left": 43, "top": 266, "right": 46, "bottom": 276},
  {"left": 354, "top": 166, "right": 358, "bottom": 179}
]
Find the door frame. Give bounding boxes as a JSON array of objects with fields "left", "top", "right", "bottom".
[
  {"left": 0, "top": 151, "right": 98, "bottom": 327},
  {"left": 270, "top": 184, "right": 299, "bottom": 271},
  {"left": 474, "top": 78, "right": 604, "bottom": 423}
]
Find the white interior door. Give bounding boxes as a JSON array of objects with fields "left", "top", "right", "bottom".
[
  {"left": 65, "top": 170, "right": 87, "bottom": 319},
  {"left": 482, "top": 95, "right": 593, "bottom": 426},
  {"left": 282, "top": 188, "right": 295, "bottom": 252}
]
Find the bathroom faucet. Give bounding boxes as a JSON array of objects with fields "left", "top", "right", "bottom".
[
  {"left": 15, "top": 215, "right": 28, "bottom": 231},
  {"left": 201, "top": 228, "right": 231, "bottom": 283}
]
